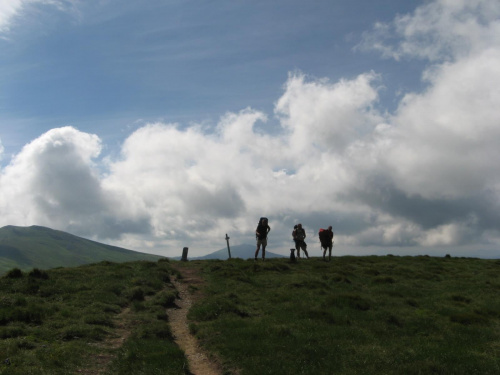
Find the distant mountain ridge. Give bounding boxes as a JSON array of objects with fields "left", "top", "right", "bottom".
[
  {"left": 0, "top": 225, "right": 161, "bottom": 275},
  {"left": 179, "top": 244, "right": 286, "bottom": 260}
]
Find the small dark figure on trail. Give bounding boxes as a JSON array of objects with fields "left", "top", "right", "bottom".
[
  {"left": 255, "top": 217, "right": 271, "bottom": 261},
  {"left": 292, "top": 223, "right": 309, "bottom": 259},
  {"left": 290, "top": 248, "right": 296, "bottom": 262},
  {"left": 319, "top": 226, "right": 334, "bottom": 261}
]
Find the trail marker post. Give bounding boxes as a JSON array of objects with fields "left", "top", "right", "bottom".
[
  {"left": 225, "top": 233, "right": 232, "bottom": 259},
  {"left": 181, "top": 247, "right": 189, "bottom": 262}
]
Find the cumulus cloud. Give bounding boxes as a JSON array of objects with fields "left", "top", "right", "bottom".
[
  {"left": 384, "top": 50, "right": 500, "bottom": 199},
  {"left": 275, "top": 72, "right": 383, "bottom": 154},
  {"left": 1, "top": 0, "right": 500, "bottom": 256},
  {"left": 0, "top": 0, "right": 77, "bottom": 35},
  {"left": 347, "top": 0, "right": 500, "bottom": 248},
  {"left": 0, "top": 127, "right": 151, "bottom": 239},
  {"left": 358, "top": 0, "right": 500, "bottom": 62}
]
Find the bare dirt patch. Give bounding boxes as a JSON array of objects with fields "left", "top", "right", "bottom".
[{"left": 168, "top": 265, "right": 222, "bottom": 375}]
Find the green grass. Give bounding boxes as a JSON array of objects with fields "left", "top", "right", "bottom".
[
  {"left": 0, "top": 259, "right": 188, "bottom": 374},
  {"left": 2, "top": 254, "right": 500, "bottom": 374},
  {"left": 182, "top": 256, "right": 500, "bottom": 375}
]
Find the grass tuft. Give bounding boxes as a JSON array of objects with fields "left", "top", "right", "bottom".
[
  {"left": 373, "top": 275, "right": 396, "bottom": 284},
  {"left": 324, "top": 293, "right": 371, "bottom": 311}
]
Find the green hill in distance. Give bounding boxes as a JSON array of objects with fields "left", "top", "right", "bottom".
[
  {"left": 0, "top": 225, "right": 162, "bottom": 275},
  {"left": 187, "top": 244, "right": 286, "bottom": 260}
]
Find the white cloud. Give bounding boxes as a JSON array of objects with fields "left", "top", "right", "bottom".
[
  {"left": 2, "top": 47, "right": 500, "bottom": 255},
  {"left": 2, "top": 0, "right": 500, "bottom": 257},
  {"left": 275, "top": 72, "right": 383, "bottom": 155},
  {"left": 339, "top": 0, "right": 500, "bottom": 252},
  {"left": 0, "top": 127, "right": 150, "bottom": 239},
  {"left": 419, "top": 223, "right": 462, "bottom": 247},
  {"left": 358, "top": 0, "right": 500, "bottom": 62},
  {"left": 385, "top": 49, "right": 500, "bottom": 199},
  {"left": 0, "top": 0, "right": 24, "bottom": 33},
  {"left": 0, "top": 73, "right": 384, "bottom": 255},
  {"left": 0, "top": 0, "right": 78, "bottom": 35}
]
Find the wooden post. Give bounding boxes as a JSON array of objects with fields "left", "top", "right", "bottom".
[
  {"left": 225, "top": 234, "right": 231, "bottom": 259},
  {"left": 181, "top": 247, "right": 189, "bottom": 262}
]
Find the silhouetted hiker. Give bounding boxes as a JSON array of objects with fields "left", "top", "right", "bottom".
[
  {"left": 292, "top": 223, "right": 309, "bottom": 259},
  {"left": 255, "top": 217, "right": 271, "bottom": 261},
  {"left": 319, "top": 226, "right": 334, "bottom": 261}
]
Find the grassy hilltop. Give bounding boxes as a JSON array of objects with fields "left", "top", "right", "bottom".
[
  {"left": 183, "top": 256, "right": 500, "bottom": 374},
  {"left": 1, "top": 255, "right": 500, "bottom": 374}
]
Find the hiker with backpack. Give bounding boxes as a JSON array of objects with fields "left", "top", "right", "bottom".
[
  {"left": 319, "top": 226, "right": 334, "bottom": 261},
  {"left": 255, "top": 217, "right": 271, "bottom": 261},
  {"left": 292, "top": 223, "right": 309, "bottom": 259}
]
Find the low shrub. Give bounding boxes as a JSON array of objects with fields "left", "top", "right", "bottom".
[
  {"left": 5, "top": 268, "right": 23, "bottom": 278},
  {"left": 28, "top": 268, "right": 49, "bottom": 279}
]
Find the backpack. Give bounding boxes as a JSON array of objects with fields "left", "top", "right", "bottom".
[
  {"left": 294, "top": 227, "right": 305, "bottom": 241},
  {"left": 318, "top": 228, "right": 332, "bottom": 247},
  {"left": 256, "top": 217, "right": 269, "bottom": 239}
]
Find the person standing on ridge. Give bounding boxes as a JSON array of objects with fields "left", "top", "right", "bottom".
[
  {"left": 292, "top": 223, "right": 309, "bottom": 259},
  {"left": 255, "top": 217, "right": 271, "bottom": 261},
  {"left": 319, "top": 226, "right": 334, "bottom": 261}
]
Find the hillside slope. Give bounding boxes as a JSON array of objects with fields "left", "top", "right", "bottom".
[
  {"left": 0, "top": 225, "right": 161, "bottom": 274},
  {"left": 177, "top": 244, "right": 286, "bottom": 260}
]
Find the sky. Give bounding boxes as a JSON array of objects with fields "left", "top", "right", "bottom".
[{"left": 1, "top": 0, "right": 500, "bottom": 258}]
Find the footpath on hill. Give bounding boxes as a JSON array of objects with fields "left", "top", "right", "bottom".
[
  {"left": 168, "top": 263, "right": 222, "bottom": 375},
  {"left": 75, "top": 262, "right": 221, "bottom": 375}
]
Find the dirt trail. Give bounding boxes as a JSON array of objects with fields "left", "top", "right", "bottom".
[
  {"left": 168, "top": 266, "right": 222, "bottom": 375},
  {"left": 77, "top": 265, "right": 220, "bottom": 375}
]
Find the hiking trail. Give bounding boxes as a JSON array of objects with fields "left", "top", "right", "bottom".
[
  {"left": 168, "top": 265, "right": 222, "bottom": 375},
  {"left": 76, "top": 265, "right": 221, "bottom": 375}
]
